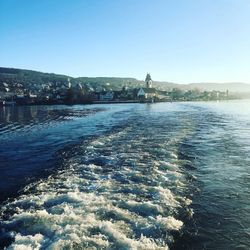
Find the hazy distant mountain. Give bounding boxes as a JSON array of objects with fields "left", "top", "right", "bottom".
[
  {"left": 153, "top": 81, "right": 250, "bottom": 92},
  {"left": 1, "top": 67, "right": 250, "bottom": 93},
  {"left": 186, "top": 82, "right": 250, "bottom": 92}
]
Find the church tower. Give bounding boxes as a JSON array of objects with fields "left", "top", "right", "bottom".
[{"left": 145, "top": 73, "right": 152, "bottom": 88}]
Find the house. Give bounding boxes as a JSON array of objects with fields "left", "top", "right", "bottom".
[
  {"left": 100, "top": 91, "right": 114, "bottom": 101},
  {"left": 15, "top": 94, "right": 26, "bottom": 105},
  {"left": 3, "top": 95, "right": 16, "bottom": 106},
  {"left": 157, "top": 90, "right": 172, "bottom": 101},
  {"left": 137, "top": 87, "right": 158, "bottom": 101},
  {"left": 0, "top": 83, "right": 10, "bottom": 92},
  {"left": 89, "top": 92, "right": 99, "bottom": 101},
  {"left": 29, "top": 93, "right": 37, "bottom": 98},
  {"left": 137, "top": 73, "right": 158, "bottom": 101}
]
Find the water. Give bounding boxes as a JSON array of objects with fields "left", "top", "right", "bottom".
[{"left": 0, "top": 101, "right": 249, "bottom": 249}]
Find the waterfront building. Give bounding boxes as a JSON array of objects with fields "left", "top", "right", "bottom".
[
  {"left": 100, "top": 91, "right": 114, "bottom": 101},
  {"left": 137, "top": 73, "right": 157, "bottom": 101}
]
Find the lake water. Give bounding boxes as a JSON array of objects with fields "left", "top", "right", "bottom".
[{"left": 0, "top": 101, "right": 249, "bottom": 249}]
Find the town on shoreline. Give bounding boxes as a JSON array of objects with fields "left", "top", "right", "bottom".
[{"left": 0, "top": 73, "right": 235, "bottom": 106}]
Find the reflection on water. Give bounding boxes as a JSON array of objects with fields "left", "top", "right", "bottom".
[
  {"left": 0, "top": 101, "right": 250, "bottom": 249},
  {"left": 0, "top": 105, "right": 105, "bottom": 138},
  {"left": 0, "top": 105, "right": 107, "bottom": 203}
]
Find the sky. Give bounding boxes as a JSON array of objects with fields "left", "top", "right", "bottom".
[{"left": 1, "top": 0, "right": 250, "bottom": 83}]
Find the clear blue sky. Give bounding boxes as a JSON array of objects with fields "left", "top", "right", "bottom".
[{"left": 1, "top": 0, "right": 250, "bottom": 83}]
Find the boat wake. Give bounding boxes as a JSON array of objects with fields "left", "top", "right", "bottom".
[{"left": 0, "top": 105, "right": 196, "bottom": 249}]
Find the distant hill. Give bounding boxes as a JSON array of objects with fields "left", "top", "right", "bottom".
[
  {"left": 0, "top": 67, "right": 144, "bottom": 91},
  {"left": 75, "top": 76, "right": 143, "bottom": 91},
  {"left": 1, "top": 67, "right": 250, "bottom": 93},
  {"left": 0, "top": 67, "right": 70, "bottom": 85},
  {"left": 186, "top": 82, "right": 250, "bottom": 92},
  {"left": 153, "top": 81, "right": 250, "bottom": 92}
]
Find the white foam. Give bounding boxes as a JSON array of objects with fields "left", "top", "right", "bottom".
[
  {"left": 154, "top": 186, "right": 180, "bottom": 208},
  {"left": 156, "top": 216, "right": 183, "bottom": 231},
  {"left": 2, "top": 125, "right": 193, "bottom": 249},
  {"left": 7, "top": 233, "right": 44, "bottom": 250}
]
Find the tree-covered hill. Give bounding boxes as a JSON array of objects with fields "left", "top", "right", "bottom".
[
  {"left": 0, "top": 67, "right": 70, "bottom": 86},
  {"left": 0, "top": 67, "right": 180, "bottom": 92},
  {"left": 0, "top": 67, "right": 145, "bottom": 91},
  {"left": 1, "top": 67, "right": 250, "bottom": 93}
]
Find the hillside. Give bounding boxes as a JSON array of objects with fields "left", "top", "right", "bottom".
[
  {"left": 1, "top": 67, "right": 250, "bottom": 93},
  {"left": 0, "top": 67, "right": 70, "bottom": 86},
  {"left": 0, "top": 67, "right": 143, "bottom": 91}
]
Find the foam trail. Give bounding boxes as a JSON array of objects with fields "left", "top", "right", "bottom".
[{"left": 1, "top": 106, "right": 195, "bottom": 249}]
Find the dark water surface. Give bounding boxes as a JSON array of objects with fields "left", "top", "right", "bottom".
[{"left": 0, "top": 101, "right": 249, "bottom": 249}]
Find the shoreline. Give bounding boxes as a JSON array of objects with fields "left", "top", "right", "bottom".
[{"left": 0, "top": 97, "right": 245, "bottom": 107}]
